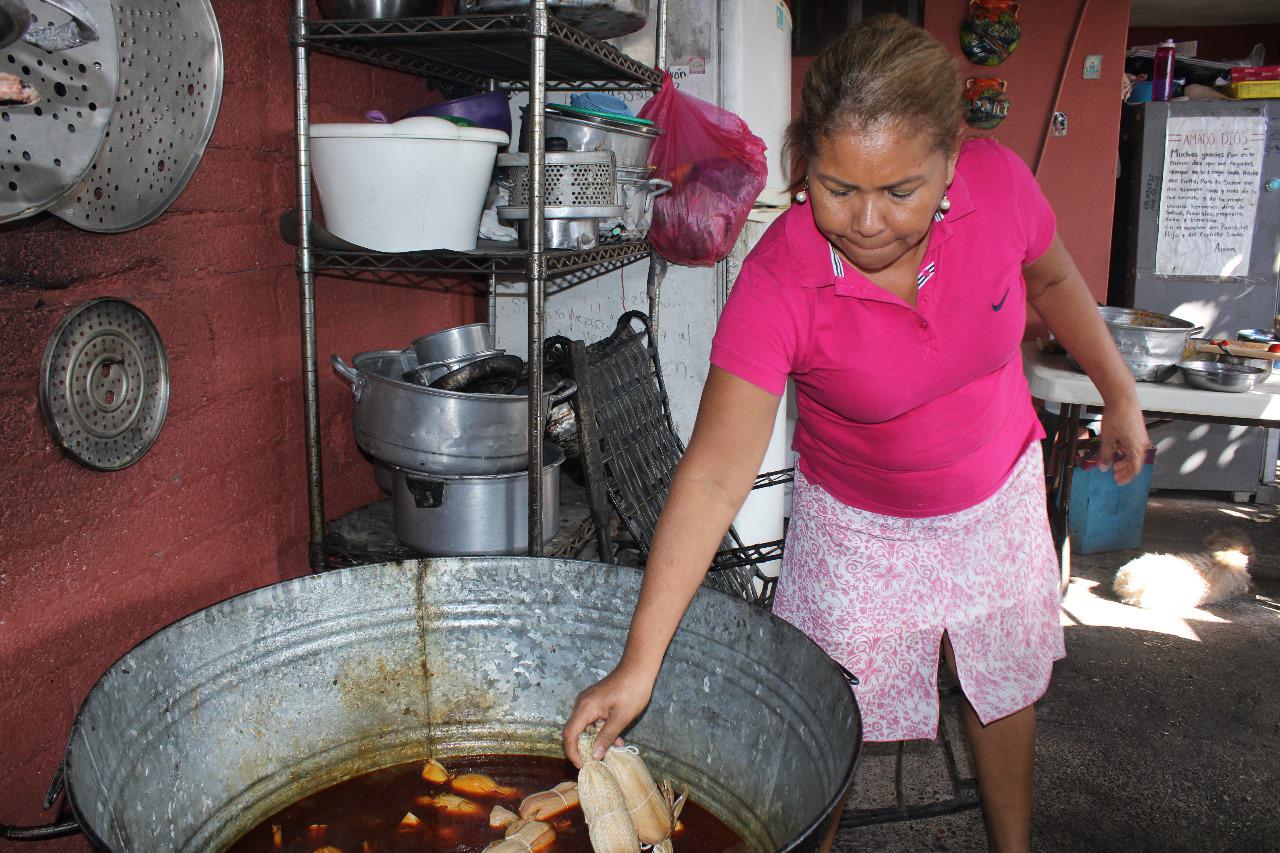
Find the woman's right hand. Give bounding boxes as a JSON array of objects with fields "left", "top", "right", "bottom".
[{"left": 561, "top": 665, "right": 656, "bottom": 768}]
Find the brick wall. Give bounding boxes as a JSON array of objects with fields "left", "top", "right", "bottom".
[{"left": 0, "top": 2, "right": 481, "bottom": 842}]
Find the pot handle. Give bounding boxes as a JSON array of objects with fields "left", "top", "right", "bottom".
[
  {"left": 0, "top": 760, "right": 82, "bottom": 840},
  {"left": 0, "top": 820, "right": 82, "bottom": 841},
  {"left": 834, "top": 662, "right": 860, "bottom": 689},
  {"left": 330, "top": 354, "right": 367, "bottom": 401},
  {"left": 405, "top": 475, "right": 445, "bottom": 509},
  {"left": 1188, "top": 326, "right": 1205, "bottom": 337},
  {"left": 548, "top": 378, "right": 578, "bottom": 407}
]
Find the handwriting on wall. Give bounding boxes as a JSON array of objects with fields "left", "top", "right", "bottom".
[{"left": 1155, "top": 115, "right": 1267, "bottom": 278}]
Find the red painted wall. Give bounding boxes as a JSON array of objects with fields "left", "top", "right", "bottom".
[
  {"left": 791, "top": 2, "right": 1132, "bottom": 304},
  {"left": 925, "top": 0, "right": 1131, "bottom": 303},
  {"left": 0, "top": 2, "right": 479, "bottom": 843}
]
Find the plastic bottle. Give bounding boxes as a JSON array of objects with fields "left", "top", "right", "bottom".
[{"left": 1152, "top": 38, "right": 1176, "bottom": 101}]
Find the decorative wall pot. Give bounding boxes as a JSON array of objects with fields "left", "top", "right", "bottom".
[
  {"left": 963, "top": 77, "right": 1010, "bottom": 129},
  {"left": 960, "top": 0, "right": 1021, "bottom": 66}
]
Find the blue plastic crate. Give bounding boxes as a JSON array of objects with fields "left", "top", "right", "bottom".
[{"left": 1066, "top": 443, "right": 1156, "bottom": 555}]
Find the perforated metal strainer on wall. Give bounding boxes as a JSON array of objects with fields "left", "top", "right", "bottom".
[
  {"left": 48, "top": 0, "right": 222, "bottom": 232},
  {"left": 0, "top": 0, "right": 117, "bottom": 224},
  {"left": 39, "top": 297, "right": 169, "bottom": 470}
]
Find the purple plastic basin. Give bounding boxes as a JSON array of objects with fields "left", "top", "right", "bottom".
[{"left": 404, "top": 92, "right": 512, "bottom": 137}]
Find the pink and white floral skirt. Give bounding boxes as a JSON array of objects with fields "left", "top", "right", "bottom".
[{"left": 772, "top": 442, "right": 1065, "bottom": 741}]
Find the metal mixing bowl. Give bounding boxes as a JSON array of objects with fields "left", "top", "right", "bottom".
[{"left": 1178, "top": 360, "right": 1266, "bottom": 393}]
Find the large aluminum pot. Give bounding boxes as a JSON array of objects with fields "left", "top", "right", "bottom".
[
  {"left": 1072, "top": 306, "right": 1203, "bottom": 382},
  {"left": 521, "top": 103, "right": 662, "bottom": 171},
  {"left": 458, "top": 0, "right": 648, "bottom": 38},
  {"left": 57, "top": 557, "right": 860, "bottom": 850},
  {"left": 391, "top": 444, "right": 564, "bottom": 555},
  {"left": 332, "top": 351, "right": 575, "bottom": 475}
]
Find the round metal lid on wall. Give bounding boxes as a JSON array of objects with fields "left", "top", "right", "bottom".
[
  {"left": 47, "top": 0, "right": 223, "bottom": 232},
  {"left": 0, "top": 0, "right": 119, "bottom": 225},
  {"left": 39, "top": 297, "right": 169, "bottom": 470}
]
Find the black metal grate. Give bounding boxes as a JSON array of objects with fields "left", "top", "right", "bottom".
[
  {"left": 312, "top": 240, "right": 653, "bottom": 279},
  {"left": 579, "top": 312, "right": 784, "bottom": 605},
  {"left": 304, "top": 14, "right": 662, "bottom": 92}
]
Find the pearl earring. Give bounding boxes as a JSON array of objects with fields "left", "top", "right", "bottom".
[
  {"left": 795, "top": 185, "right": 808, "bottom": 203},
  {"left": 938, "top": 193, "right": 951, "bottom": 213}
]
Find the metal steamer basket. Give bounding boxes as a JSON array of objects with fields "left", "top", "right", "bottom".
[
  {"left": 497, "top": 150, "right": 621, "bottom": 250},
  {"left": 50, "top": 557, "right": 860, "bottom": 851}
]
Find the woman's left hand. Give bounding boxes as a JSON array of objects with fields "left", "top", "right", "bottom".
[{"left": 1097, "top": 400, "right": 1150, "bottom": 486}]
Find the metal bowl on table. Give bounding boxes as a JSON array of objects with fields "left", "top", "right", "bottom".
[
  {"left": 1070, "top": 306, "right": 1202, "bottom": 382},
  {"left": 1178, "top": 359, "right": 1266, "bottom": 393}
]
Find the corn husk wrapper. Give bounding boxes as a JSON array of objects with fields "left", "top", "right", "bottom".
[
  {"left": 483, "top": 819, "right": 556, "bottom": 853},
  {"left": 490, "top": 804, "right": 520, "bottom": 829},
  {"left": 519, "top": 780, "right": 579, "bottom": 820},
  {"left": 576, "top": 731, "right": 640, "bottom": 852},
  {"left": 603, "top": 745, "right": 685, "bottom": 845}
]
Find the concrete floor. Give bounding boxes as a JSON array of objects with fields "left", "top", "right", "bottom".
[{"left": 833, "top": 490, "right": 1280, "bottom": 852}]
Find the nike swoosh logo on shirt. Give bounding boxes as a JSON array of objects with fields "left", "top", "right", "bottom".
[{"left": 992, "top": 287, "right": 1010, "bottom": 311}]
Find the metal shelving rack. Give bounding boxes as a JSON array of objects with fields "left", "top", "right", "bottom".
[{"left": 290, "top": 0, "right": 665, "bottom": 569}]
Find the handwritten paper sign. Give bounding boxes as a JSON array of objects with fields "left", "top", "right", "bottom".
[{"left": 1155, "top": 114, "right": 1267, "bottom": 278}]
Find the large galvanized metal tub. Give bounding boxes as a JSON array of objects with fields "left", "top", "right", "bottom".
[{"left": 60, "top": 557, "right": 861, "bottom": 851}]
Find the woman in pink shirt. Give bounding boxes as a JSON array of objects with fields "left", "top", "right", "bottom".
[{"left": 564, "top": 15, "right": 1148, "bottom": 852}]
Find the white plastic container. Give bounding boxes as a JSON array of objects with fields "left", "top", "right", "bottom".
[{"left": 309, "top": 117, "right": 509, "bottom": 252}]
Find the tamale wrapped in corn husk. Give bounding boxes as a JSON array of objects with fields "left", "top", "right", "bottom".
[
  {"left": 602, "top": 745, "right": 685, "bottom": 845},
  {"left": 519, "top": 780, "right": 579, "bottom": 820},
  {"left": 483, "top": 819, "right": 557, "bottom": 853},
  {"left": 490, "top": 804, "right": 520, "bottom": 829},
  {"left": 576, "top": 731, "right": 640, "bottom": 852}
]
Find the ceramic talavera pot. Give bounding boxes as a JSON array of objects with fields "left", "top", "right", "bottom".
[
  {"left": 964, "top": 77, "right": 1010, "bottom": 130},
  {"left": 960, "top": 0, "right": 1021, "bottom": 66}
]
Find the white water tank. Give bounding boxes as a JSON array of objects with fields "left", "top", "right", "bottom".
[{"left": 720, "top": 0, "right": 793, "bottom": 206}]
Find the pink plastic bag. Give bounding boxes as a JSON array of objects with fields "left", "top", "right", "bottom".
[{"left": 638, "top": 72, "right": 767, "bottom": 267}]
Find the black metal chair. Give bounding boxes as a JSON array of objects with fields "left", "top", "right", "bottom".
[
  {"left": 564, "top": 310, "right": 980, "bottom": 830},
  {"left": 562, "top": 311, "right": 788, "bottom": 606}
]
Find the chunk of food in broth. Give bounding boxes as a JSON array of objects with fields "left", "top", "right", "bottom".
[
  {"left": 413, "top": 793, "right": 487, "bottom": 818},
  {"left": 421, "top": 758, "right": 451, "bottom": 784},
  {"left": 451, "top": 772, "right": 518, "bottom": 798}
]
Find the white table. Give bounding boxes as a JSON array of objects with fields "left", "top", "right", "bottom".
[
  {"left": 1022, "top": 342, "right": 1280, "bottom": 425},
  {"left": 1022, "top": 342, "right": 1280, "bottom": 582}
]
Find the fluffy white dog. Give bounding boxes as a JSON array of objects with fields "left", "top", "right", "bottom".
[{"left": 1112, "top": 530, "right": 1253, "bottom": 610}]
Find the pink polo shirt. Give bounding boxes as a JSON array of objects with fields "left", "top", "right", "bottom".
[{"left": 710, "top": 139, "right": 1054, "bottom": 517}]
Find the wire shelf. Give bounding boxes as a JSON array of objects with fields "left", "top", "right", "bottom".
[
  {"left": 304, "top": 14, "right": 662, "bottom": 92},
  {"left": 312, "top": 239, "right": 653, "bottom": 279}
]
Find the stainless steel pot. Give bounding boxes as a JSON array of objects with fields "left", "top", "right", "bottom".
[
  {"left": 409, "top": 322, "right": 493, "bottom": 365},
  {"left": 1071, "top": 306, "right": 1203, "bottom": 382},
  {"left": 391, "top": 444, "right": 563, "bottom": 555},
  {"left": 521, "top": 104, "right": 662, "bottom": 171},
  {"left": 516, "top": 217, "right": 600, "bottom": 250},
  {"left": 458, "top": 0, "right": 649, "bottom": 38},
  {"left": 53, "top": 557, "right": 860, "bottom": 851},
  {"left": 331, "top": 351, "right": 576, "bottom": 475}
]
